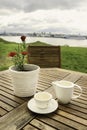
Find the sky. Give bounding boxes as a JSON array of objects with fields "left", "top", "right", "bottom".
[{"left": 0, "top": 0, "right": 87, "bottom": 34}]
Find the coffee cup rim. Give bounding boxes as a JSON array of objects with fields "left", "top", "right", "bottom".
[{"left": 34, "top": 92, "right": 52, "bottom": 101}]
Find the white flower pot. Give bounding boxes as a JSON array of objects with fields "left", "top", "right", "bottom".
[{"left": 9, "top": 64, "right": 40, "bottom": 97}]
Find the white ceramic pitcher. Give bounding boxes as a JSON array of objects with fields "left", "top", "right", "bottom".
[{"left": 52, "top": 80, "right": 82, "bottom": 104}]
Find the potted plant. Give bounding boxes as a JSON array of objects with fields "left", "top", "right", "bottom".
[{"left": 8, "top": 36, "right": 40, "bottom": 97}]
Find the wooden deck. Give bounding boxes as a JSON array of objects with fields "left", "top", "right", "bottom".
[{"left": 0, "top": 68, "right": 87, "bottom": 130}]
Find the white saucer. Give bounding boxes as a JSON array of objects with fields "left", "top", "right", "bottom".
[{"left": 27, "top": 98, "right": 58, "bottom": 114}]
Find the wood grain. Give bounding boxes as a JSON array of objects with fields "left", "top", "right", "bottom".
[
  {"left": 28, "top": 46, "right": 61, "bottom": 68},
  {"left": 0, "top": 68, "right": 87, "bottom": 130}
]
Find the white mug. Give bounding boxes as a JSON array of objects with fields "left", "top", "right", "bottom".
[
  {"left": 34, "top": 92, "right": 52, "bottom": 108},
  {"left": 52, "top": 80, "right": 82, "bottom": 104}
]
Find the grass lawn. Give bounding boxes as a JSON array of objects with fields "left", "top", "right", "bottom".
[
  {"left": 0, "top": 38, "right": 87, "bottom": 73},
  {"left": 61, "top": 46, "right": 87, "bottom": 73},
  {"left": 0, "top": 38, "right": 18, "bottom": 70}
]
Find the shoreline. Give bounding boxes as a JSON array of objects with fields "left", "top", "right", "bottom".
[{"left": 0, "top": 36, "right": 87, "bottom": 48}]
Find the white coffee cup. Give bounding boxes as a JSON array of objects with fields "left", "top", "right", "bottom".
[
  {"left": 34, "top": 92, "right": 52, "bottom": 109},
  {"left": 52, "top": 80, "right": 82, "bottom": 104}
]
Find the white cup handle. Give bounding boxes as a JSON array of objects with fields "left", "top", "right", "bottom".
[{"left": 72, "top": 84, "right": 82, "bottom": 99}]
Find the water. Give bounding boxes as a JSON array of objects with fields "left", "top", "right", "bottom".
[{"left": 1, "top": 36, "right": 87, "bottom": 47}]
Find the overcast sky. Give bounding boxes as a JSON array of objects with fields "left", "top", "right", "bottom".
[{"left": 0, "top": 0, "right": 87, "bottom": 34}]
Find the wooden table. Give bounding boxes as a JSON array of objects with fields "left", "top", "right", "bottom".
[{"left": 0, "top": 68, "right": 87, "bottom": 130}]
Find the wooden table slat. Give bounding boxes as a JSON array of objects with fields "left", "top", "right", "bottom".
[
  {"left": 0, "top": 95, "right": 19, "bottom": 107},
  {"left": 23, "top": 124, "right": 39, "bottom": 130},
  {"left": 0, "top": 76, "right": 11, "bottom": 83},
  {"left": 71, "top": 100, "right": 87, "bottom": 108},
  {"left": 0, "top": 90, "right": 25, "bottom": 104},
  {"left": 30, "top": 119, "right": 56, "bottom": 130},
  {"left": 0, "top": 107, "right": 7, "bottom": 116},
  {"left": 0, "top": 101, "right": 14, "bottom": 111},
  {"left": 0, "top": 102, "right": 36, "bottom": 130},
  {"left": 56, "top": 110, "right": 87, "bottom": 125},
  {"left": 59, "top": 104, "right": 87, "bottom": 119},
  {"left": 0, "top": 85, "right": 14, "bottom": 94},
  {"left": 47, "top": 113, "right": 87, "bottom": 130},
  {"left": 36, "top": 115, "right": 74, "bottom": 130}
]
